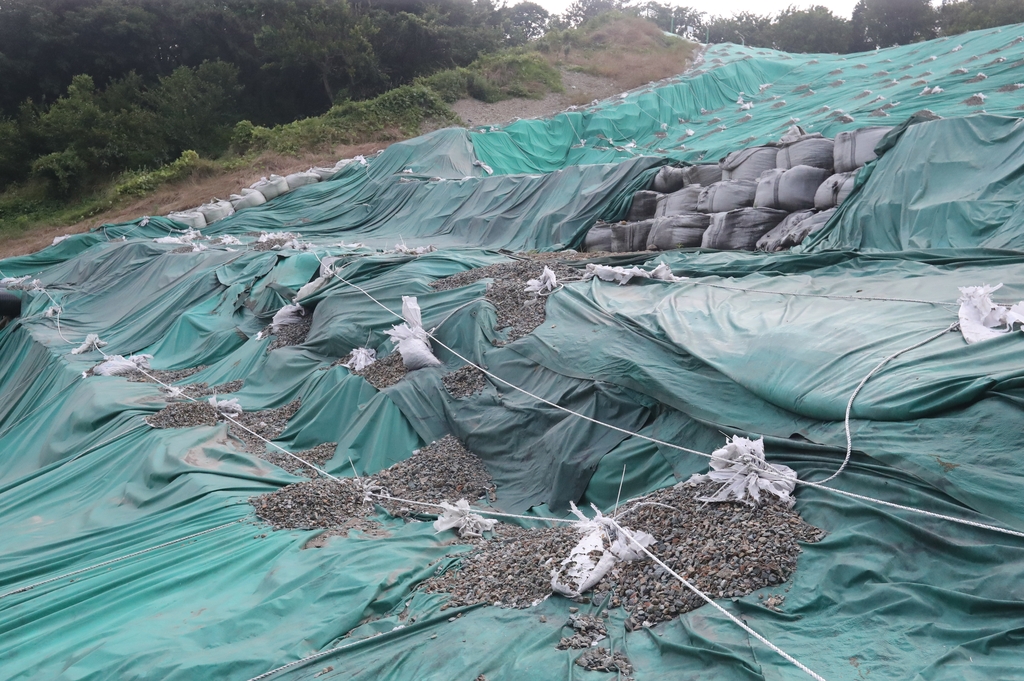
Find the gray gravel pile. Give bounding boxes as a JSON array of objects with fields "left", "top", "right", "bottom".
[
  {"left": 261, "top": 442, "right": 337, "bottom": 476},
  {"left": 596, "top": 481, "right": 824, "bottom": 630},
  {"left": 165, "top": 379, "right": 244, "bottom": 400},
  {"left": 127, "top": 366, "right": 207, "bottom": 384},
  {"left": 146, "top": 401, "right": 221, "bottom": 428},
  {"left": 442, "top": 365, "right": 487, "bottom": 398},
  {"left": 251, "top": 478, "right": 371, "bottom": 530},
  {"left": 556, "top": 614, "right": 608, "bottom": 649},
  {"left": 420, "top": 482, "right": 823, "bottom": 627},
  {"left": 253, "top": 235, "right": 296, "bottom": 251},
  {"left": 228, "top": 399, "right": 302, "bottom": 454},
  {"left": 354, "top": 351, "right": 407, "bottom": 389},
  {"left": 373, "top": 435, "right": 497, "bottom": 514},
  {"left": 423, "top": 524, "right": 581, "bottom": 609},
  {"left": 266, "top": 316, "right": 313, "bottom": 352},
  {"left": 430, "top": 260, "right": 583, "bottom": 343},
  {"left": 575, "top": 648, "right": 633, "bottom": 676}
]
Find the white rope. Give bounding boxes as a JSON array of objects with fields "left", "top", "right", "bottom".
[
  {"left": 686, "top": 279, "right": 958, "bottom": 309},
  {"left": 245, "top": 637, "right": 372, "bottom": 681},
  {"left": 820, "top": 322, "right": 959, "bottom": 483},
  {"left": 605, "top": 517, "right": 828, "bottom": 681},
  {"left": 561, "top": 112, "right": 585, "bottom": 146},
  {"left": 0, "top": 519, "right": 243, "bottom": 601}
]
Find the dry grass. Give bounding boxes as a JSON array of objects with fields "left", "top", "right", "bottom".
[
  {"left": 0, "top": 142, "right": 386, "bottom": 259},
  {"left": 541, "top": 17, "right": 697, "bottom": 91}
]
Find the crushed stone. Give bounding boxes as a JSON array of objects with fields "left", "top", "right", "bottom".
[
  {"left": 575, "top": 648, "right": 633, "bottom": 676},
  {"left": 373, "top": 435, "right": 497, "bottom": 514},
  {"left": 262, "top": 442, "right": 338, "bottom": 476},
  {"left": 146, "top": 401, "right": 221, "bottom": 428},
  {"left": 127, "top": 365, "right": 207, "bottom": 384},
  {"left": 354, "top": 351, "right": 407, "bottom": 389},
  {"left": 556, "top": 614, "right": 608, "bottom": 649},
  {"left": 430, "top": 260, "right": 584, "bottom": 343},
  {"left": 228, "top": 399, "right": 302, "bottom": 454},
  {"left": 165, "top": 379, "right": 244, "bottom": 400},
  {"left": 266, "top": 316, "right": 313, "bottom": 352},
  {"left": 443, "top": 365, "right": 487, "bottom": 398},
  {"left": 252, "top": 478, "right": 372, "bottom": 530}
]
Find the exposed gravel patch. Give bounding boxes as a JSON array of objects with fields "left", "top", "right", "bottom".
[
  {"left": 354, "top": 351, "right": 407, "bottom": 389},
  {"left": 575, "top": 648, "right": 633, "bottom": 676},
  {"left": 556, "top": 614, "right": 608, "bottom": 649},
  {"left": 252, "top": 478, "right": 372, "bottom": 530},
  {"left": 229, "top": 399, "right": 302, "bottom": 454},
  {"left": 161, "top": 379, "right": 244, "bottom": 400},
  {"left": 146, "top": 401, "right": 221, "bottom": 428},
  {"left": 443, "top": 365, "right": 487, "bottom": 398},
  {"left": 430, "top": 260, "right": 583, "bottom": 344},
  {"left": 373, "top": 435, "right": 496, "bottom": 514},
  {"left": 266, "top": 316, "right": 313, "bottom": 352},
  {"left": 420, "top": 482, "right": 823, "bottom": 628},
  {"left": 253, "top": 235, "right": 297, "bottom": 251},
  {"left": 262, "top": 442, "right": 338, "bottom": 476},
  {"left": 127, "top": 365, "right": 207, "bottom": 384}
]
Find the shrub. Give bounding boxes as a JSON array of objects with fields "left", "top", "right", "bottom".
[
  {"left": 31, "top": 148, "right": 88, "bottom": 196},
  {"left": 114, "top": 150, "right": 205, "bottom": 197}
]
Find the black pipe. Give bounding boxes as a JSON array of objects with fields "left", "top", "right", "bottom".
[{"left": 0, "top": 289, "right": 21, "bottom": 317}]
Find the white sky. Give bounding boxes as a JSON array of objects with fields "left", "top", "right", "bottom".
[{"left": 527, "top": 0, "right": 862, "bottom": 21}]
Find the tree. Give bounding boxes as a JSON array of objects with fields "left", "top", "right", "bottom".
[
  {"left": 502, "top": 2, "right": 550, "bottom": 45},
  {"left": 562, "top": 0, "right": 622, "bottom": 29},
  {"left": 627, "top": 2, "right": 704, "bottom": 38},
  {"left": 850, "top": 0, "right": 937, "bottom": 49},
  {"left": 771, "top": 5, "right": 851, "bottom": 53},
  {"left": 705, "top": 12, "right": 774, "bottom": 47},
  {"left": 939, "top": 0, "right": 1024, "bottom": 35},
  {"left": 255, "top": 0, "right": 377, "bottom": 104}
]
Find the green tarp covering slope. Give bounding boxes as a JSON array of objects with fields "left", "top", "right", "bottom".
[{"left": 3, "top": 24, "right": 1024, "bottom": 681}]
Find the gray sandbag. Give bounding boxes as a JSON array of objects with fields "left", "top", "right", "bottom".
[
  {"left": 610, "top": 220, "right": 654, "bottom": 252},
  {"left": 701, "top": 208, "right": 788, "bottom": 250},
  {"left": 759, "top": 209, "right": 837, "bottom": 251},
  {"left": 776, "top": 138, "right": 835, "bottom": 171},
  {"left": 652, "top": 166, "right": 687, "bottom": 193},
  {"left": 755, "top": 165, "right": 832, "bottom": 212},
  {"left": 833, "top": 126, "right": 893, "bottom": 173},
  {"left": 627, "top": 191, "right": 663, "bottom": 221},
  {"left": 646, "top": 214, "right": 711, "bottom": 250},
  {"left": 682, "top": 164, "right": 723, "bottom": 186},
  {"left": 583, "top": 223, "right": 613, "bottom": 252},
  {"left": 696, "top": 180, "right": 757, "bottom": 213},
  {"left": 656, "top": 185, "right": 703, "bottom": 217},
  {"left": 813, "top": 171, "right": 857, "bottom": 210},
  {"left": 720, "top": 147, "right": 779, "bottom": 180}
]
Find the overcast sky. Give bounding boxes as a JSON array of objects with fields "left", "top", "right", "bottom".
[{"left": 530, "top": 0, "right": 862, "bottom": 21}]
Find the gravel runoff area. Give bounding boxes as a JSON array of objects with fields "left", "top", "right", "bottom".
[
  {"left": 352, "top": 351, "right": 407, "bottom": 390},
  {"left": 443, "top": 365, "right": 487, "bottom": 398},
  {"left": 266, "top": 315, "right": 313, "bottom": 352},
  {"left": 421, "top": 482, "right": 824, "bottom": 630},
  {"left": 227, "top": 399, "right": 301, "bottom": 454},
  {"left": 430, "top": 260, "right": 584, "bottom": 344}
]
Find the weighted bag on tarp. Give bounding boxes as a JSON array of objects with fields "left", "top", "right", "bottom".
[
  {"left": 627, "top": 191, "right": 663, "bottom": 221},
  {"left": 167, "top": 210, "right": 207, "bottom": 230},
  {"left": 611, "top": 220, "right": 654, "bottom": 252},
  {"left": 755, "top": 165, "right": 832, "bottom": 212},
  {"left": 697, "top": 180, "right": 757, "bottom": 213},
  {"left": 229, "top": 188, "right": 267, "bottom": 210},
  {"left": 583, "top": 223, "right": 613, "bottom": 252},
  {"left": 682, "top": 164, "right": 723, "bottom": 186},
  {"left": 833, "top": 126, "right": 893, "bottom": 173},
  {"left": 759, "top": 209, "right": 837, "bottom": 251},
  {"left": 646, "top": 214, "right": 710, "bottom": 250},
  {"left": 720, "top": 147, "right": 779, "bottom": 180},
  {"left": 702, "top": 208, "right": 788, "bottom": 250},
  {"left": 285, "top": 171, "right": 321, "bottom": 190},
  {"left": 776, "top": 137, "right": 835, "bottom": 171},
  {"left": 656, "top": 185, "right": 703, "bottom": 217},
  {"left": 813, "top": 171, "right": 857, "bottom": 210},
  {"left": 250, "top": 174, "right": 290, "bottom": 200},
  {"left": 652, "top": 166, "right": 687, "bottom": 193},
  {"left": 196, "top": 199, "right": 234, "bottom": 224}
]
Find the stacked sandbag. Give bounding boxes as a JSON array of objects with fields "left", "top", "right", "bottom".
[
  {"left": 758, "top": 209, "right": 837, "bottom": 251},
  {"left": 655, "top": 185, "right": 702, "bottom": 217},
  {"left": 285, "top": 171, "right": 321, "bottom": 190},
  {"left": 776, "top": 137, "right": 835, "bottom": 171},
  {"left": 702, "top": 208, "right": 788, "bottom": 250},
  {"left": 646, "top": 214, "right": 710, "bottom": 250},
  {"left": 682, "top": 164, "right": 723, "bottom": 186},
  {"left": 814, "top": 172, "right": 857, "bottom": 210},
  {"left": 229, "top": 188, "right": 267, "bottom": 210},
  {"left": 610, "top": 220, "right": 654, "bottom": 252},
  {"left": 696, "top": 180, "right": 757, "bottom": 213},
  {"left": 250, "top": 175, "right": 290, "bottom": 201},
  {"left": 167, "top": 210, "right": 207, "bottom": 230},
  {"left": 833, "top": 126, "right": 893, "bottom": 173},
  {"left": 627, "top": 191, "right": 663, "bottom": 221},
  {"left": 583, "top": 223, "right": 613, "bottom": 252},
  {"left": 652, "top": 166, "right": 687, "bottom": 193},
  {"left": 720, "top": 147, "right": 779, "bottom": 180},
  {"left": 754, "top": 166, "right": 832, "bottom": 212},
  {"left": 196, "top": 200, "right": 234, "bottom": 224}
]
